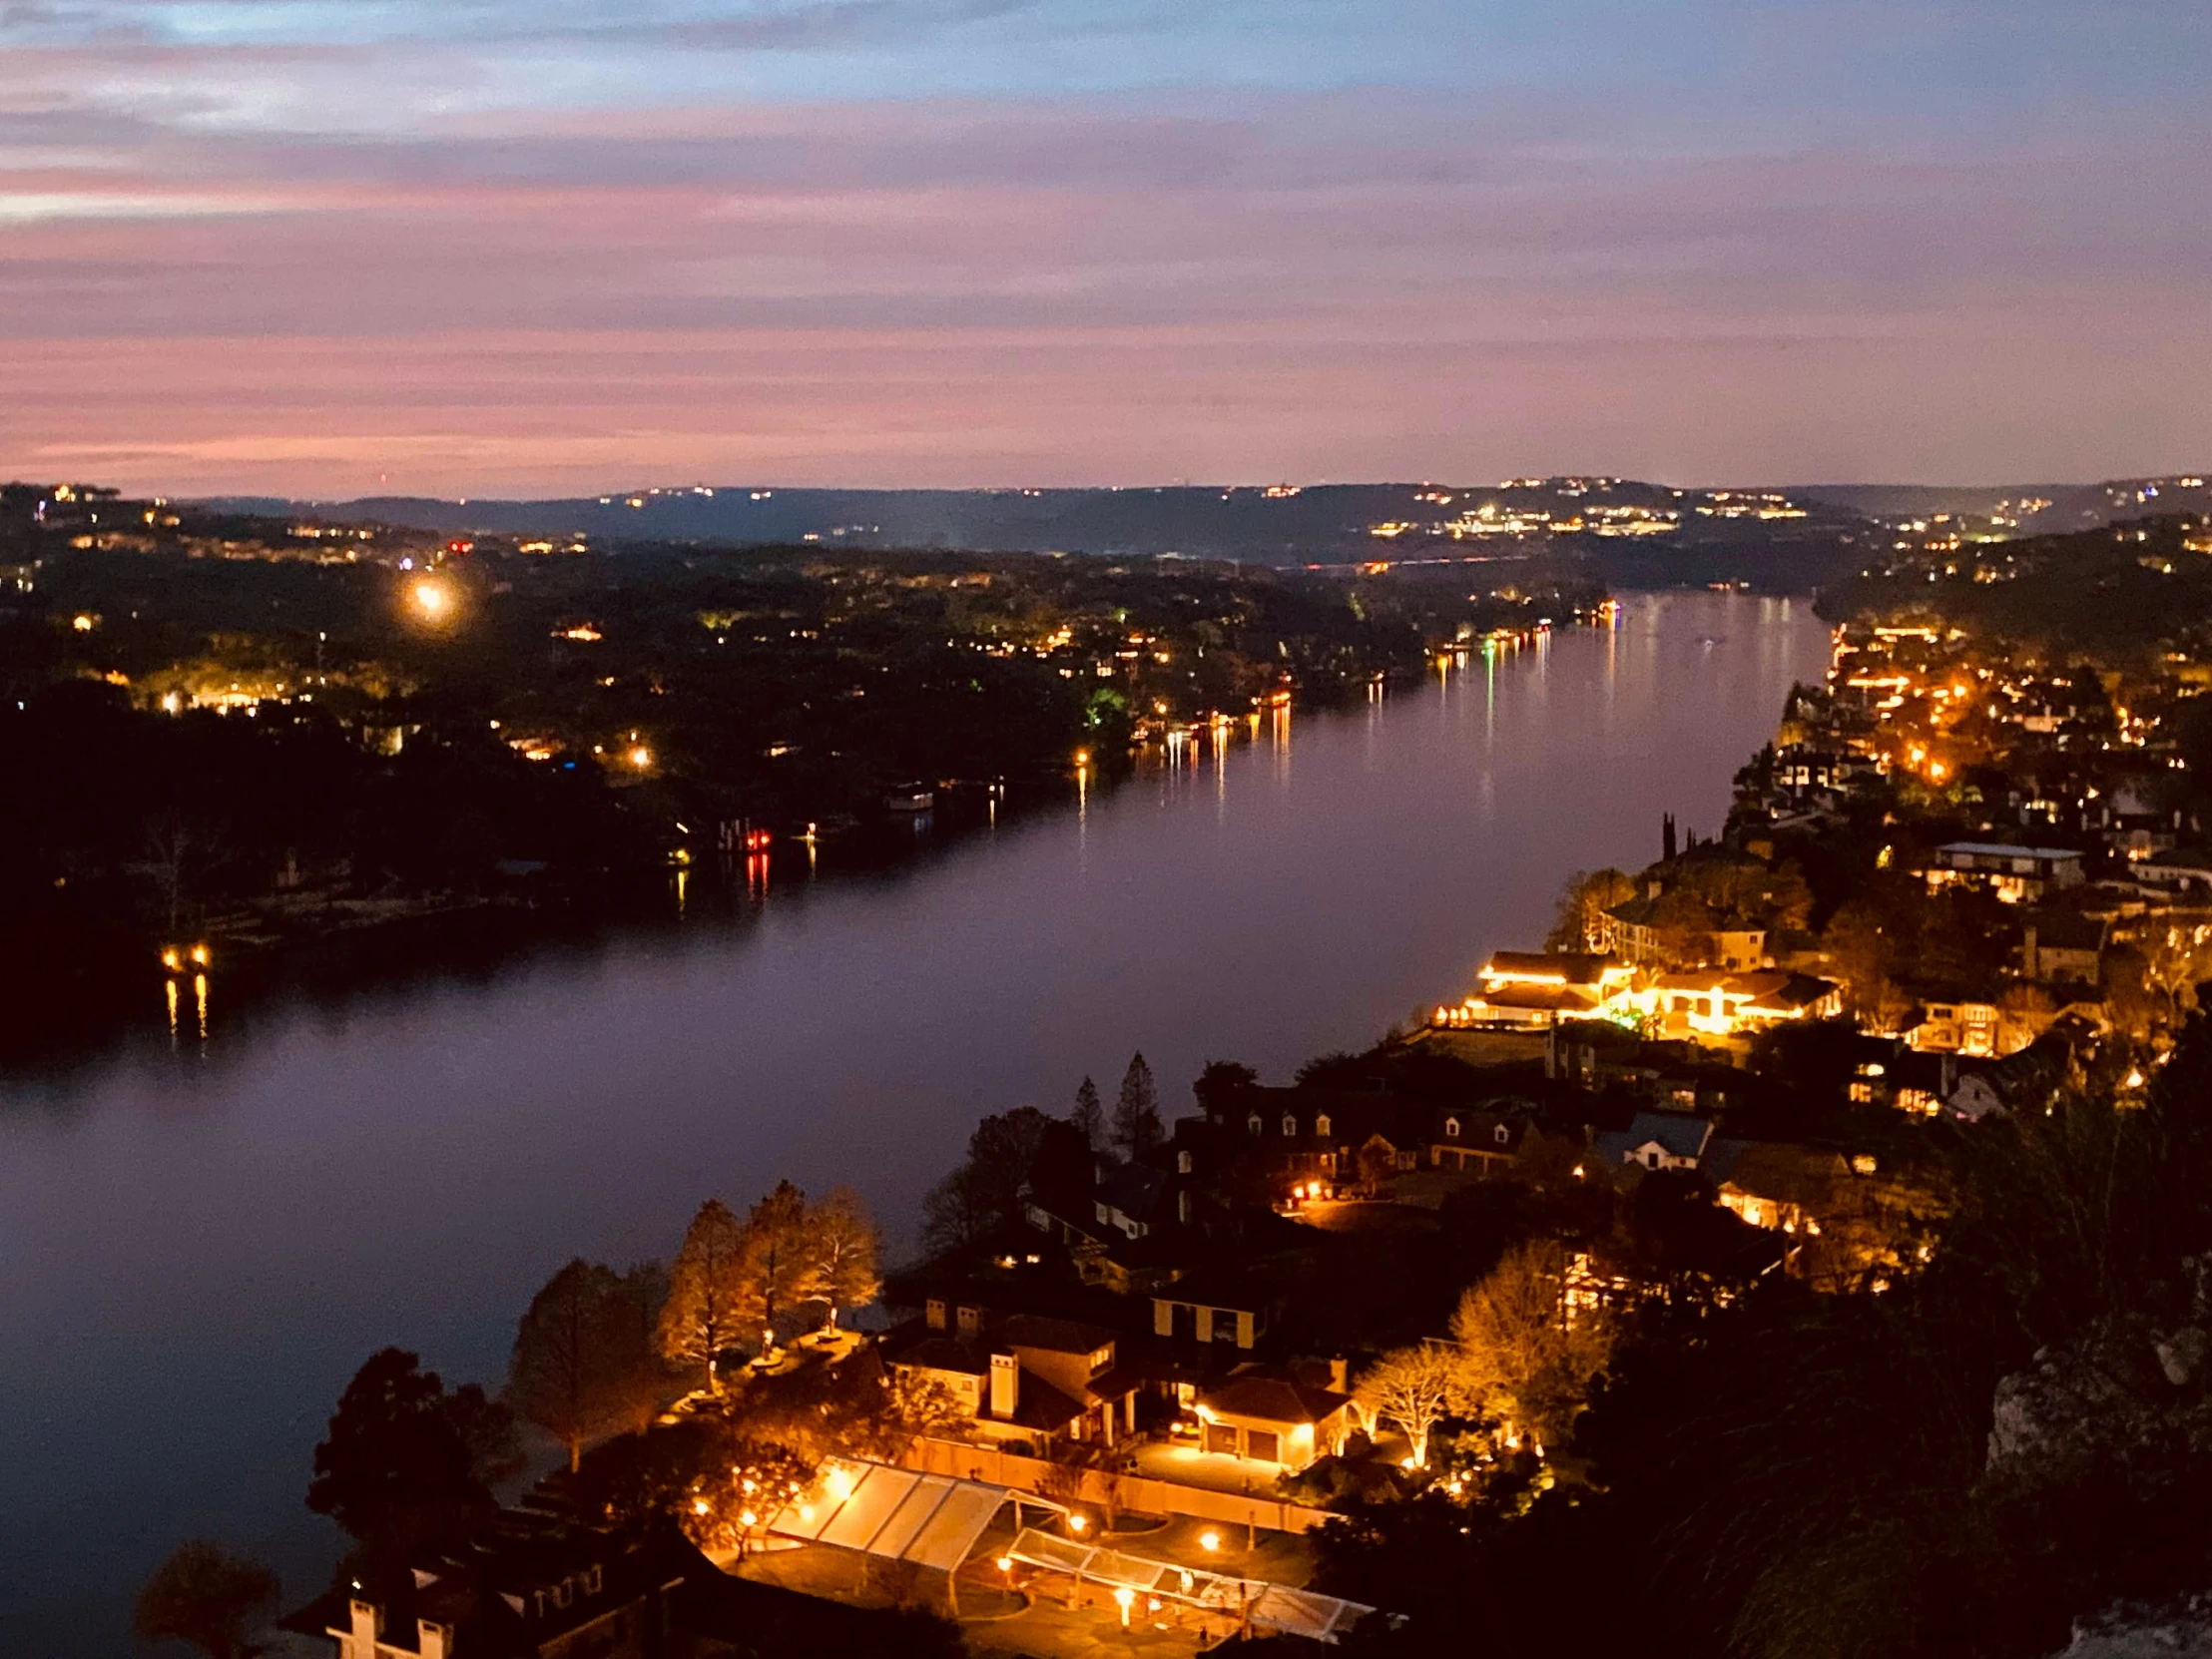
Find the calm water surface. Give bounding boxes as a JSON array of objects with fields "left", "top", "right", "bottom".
[{"left": 0, "top": 591, "right": 1827, "bottom": 1653}]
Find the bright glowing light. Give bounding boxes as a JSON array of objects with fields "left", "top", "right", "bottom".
[
  {"left": 628, "top": 745, "right": 653, "bottom": 770},
  {"left": 739, "top": 1509, "right": 758, "bottom": 1528},
  {"left": 693, "top": 1497, "right": 710, "bottom": 1515},
  {"left": 411, "top": 579, "right": 449, "bottom": 619},
  {"left": 996, "top": 1556, "right": 1013, "bottom": 1573},
  {"left": 1067, "top": 1514, "right": 1087, "bottom": 1534},
  {"left": 190, "top": 943, "right": 210, "bottom": 967},
  {"left": 1199, "top": 1530, "right": 1220, "bottom": 1552},
  {"left": 71, "top": 613, "right": 95, "bottom": 632},
  {"left": 1114, "top": 1586, "right": 1135, "bottom": 1625},
  {"left": 160, "top": 947, "right": 182, "bottom": 972}
]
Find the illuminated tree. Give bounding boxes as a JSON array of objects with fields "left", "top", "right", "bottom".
[
  {"left": 1357, "top": 1346, "right": 1462, "bottom": 1469},
  {"left": 1450, "top": 1241, "right": 1614, "bottom": 1447},
  {"left": 737, "top": 1180, "right": 819, "bottom": 1355},
  {"left": 659, "top": 1199, "right": 748, "bottom": 1386},
  {"left": 133, "top": 1540, "right": 278, "bottom": 1659},
  {"left": 805, "top": 1186, "right": 881, "bottom": 1333},
  {"left": 1546, "top": 867, "right": 1635, "bottom": 952},
  {"left": 1114, "top": 1052, "right": 1163, "bottom": 1154}
]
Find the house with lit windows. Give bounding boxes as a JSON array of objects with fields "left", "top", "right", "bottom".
[
  {"left": 881, "top": 1305, "right": 1141, "bottom": 1451},
  {"left": 1431, "top": 951, "right": 1635, "bottom": 1029}
]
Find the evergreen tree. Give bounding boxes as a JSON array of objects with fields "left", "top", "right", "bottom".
[
  {"left": 1113, "top": 1052, "right": 1163, "bottom": 1154},
  {"left": 1071, "top": 1075, "right": 1105, "bottom": 1150}
]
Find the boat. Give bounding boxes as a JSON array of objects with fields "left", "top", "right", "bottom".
[{"left": 883, "top": 784, "right": 935, "bottom": 814}]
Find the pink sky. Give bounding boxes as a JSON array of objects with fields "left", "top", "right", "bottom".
[{"left": 4, "top": 5, "right": 2210, "bottom": 495}]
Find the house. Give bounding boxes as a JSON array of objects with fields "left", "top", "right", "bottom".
[
  {"left": 1597, "top": 895, "right": 1768, "bottom": 972},
  {"left": 1152, "top": 1265, "right": 1279, "bottom": 1351},
  {"left": 2020, "top": 911, "right": 2105, "bottom": 984},
  {"left": 1704, "top": 1141, "right": 1931, "bottom": 1286},
  {"left": 1592, "top": 1110, "right": 1713, "bottom": 1172},
  {"left": 283, "top": 1510, "right": 703, "bottom": 1659},
  {"left": 2132, "top": 849, "right": 2212, "bottom": 900},
  {"left": 1433, "top": 951, "right": 1633, "bottom": 1030},
  {"left": 883, "top": 1305, "right": 1140, "bottom": 1449},
  {"left": 1430, "top": 1106, "right": 1526, "bottom": 1174},
  {"left": 1924, "top": 842, "right": 2085, "bottom": 904},
  {"left": 1636, "top": 969, "right": 1843, "bottom": 1040},
  {"left": 1194, "top": 1369, "right": 1355, "bottom": 1472},
  {"left": 1903, "top": 999, "right": 2038, "bottom": 1058}
]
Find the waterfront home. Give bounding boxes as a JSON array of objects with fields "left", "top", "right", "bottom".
[
  {"left": 284, "top": 1508, "right": 706, "bottom": 1659},
  {"left": 1635, "top": 969, "right": 1843, "bottom": 1040},
  {"left": 1433, "top": 950, "right": 1634, "bottom": 1029},
  {"left": 882, "top": 1306, "right": 1140, "bottom": 1450}
]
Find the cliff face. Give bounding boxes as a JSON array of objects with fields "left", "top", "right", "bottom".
[
  {"left": 1986, "top": 1303, "right": 2212, "bottom": 1487},
  {"left": 2054, "top": 1599, "right": 2212, "bottom": 1659}
]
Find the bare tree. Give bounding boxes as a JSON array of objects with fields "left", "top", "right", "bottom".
[
  {"left": 505, "top": 1258, "right": 673, "bottom": 1473},
  {"left": 134, "top": 1540, "right": 278, "bottom": 1659},
  {"left": 805, "top": 1186, "right": 881, "bottom": 1334},
  {"left": 1450, "top": 1240, "right": 1613, "bottom": 1446},
  {"left": 659, "top": 1200, "right": 748, "bottom": 1387},
  {"left": 1356, "top": 1346, "right": 1461, "bottom": 1469},
  {"left": 737, "top": 1180, "right": 819, "bottom": 1355}
]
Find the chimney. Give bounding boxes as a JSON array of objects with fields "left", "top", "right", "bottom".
[
  {"left": 989, "top": 1353, "right": 1019, "bottom": 1420},
  {"left": 349, "top": 1601, "right": 382, "bottom": 1654},
  {"left": 417, "top": 1621, "right": 452, "bottom": 1659},
  {"left": 956, "top": 1304, "right": 981, "bottom": 1337},
  {"left": 925, "top": 1298, "right": 946, "bottom": 1331},
  {"left": 2022, "top": 924, "right": 2038, "bottom": 979},
  {"left": 1328, "top": 1357, "right": 1349, "bottom": 1393}
]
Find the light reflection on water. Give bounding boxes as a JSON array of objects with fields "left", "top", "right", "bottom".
[{"left": 0, "top": 590, "right": 1827, "bottom": 1655}]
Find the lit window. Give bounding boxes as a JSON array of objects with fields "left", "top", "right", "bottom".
[
  {"left": 1282, "top": 1116, "right": 1297, "bottom": 1137},
  {"left": 1315, "top": 1115, "right": 1332, "bottom": 1138}
]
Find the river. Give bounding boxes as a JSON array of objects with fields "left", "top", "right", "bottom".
[{"left": 0, "top": 590, "right": 1828, "bottom": 1653}]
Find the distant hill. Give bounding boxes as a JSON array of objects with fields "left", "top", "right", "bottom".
[
  {"left": 199, "top": 476, "right": 1868, "bottom": 576},
  {"left": 1793, "top": 475, "right": 2210, "bottom": 532}
]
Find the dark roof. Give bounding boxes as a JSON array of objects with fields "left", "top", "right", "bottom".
[
  {"left": 1595, "top": 1110, "right": 1713, "bottom": 1164},
  {"left": 1007, "top": 1372, "right": 1087, "bottom": 1431},
  {"left": 1482, "top": 951, "right": 1617, "bottom": 986},
  {"left": 1097, "top": 1160, "right": 1169, "bottom": 1222},
  {"left": 885, "top": 1333, "right": 992, "bottom": 1376},
  {"left": 283, "top": 1515, "right": 706, "bottom": 1657},
  {"left": 1201, "top": 1376, "right": 1352, "bottom": 1426},
  {"left": 1001, "top": 1314, "right": 1117, "bottom": 1356}
]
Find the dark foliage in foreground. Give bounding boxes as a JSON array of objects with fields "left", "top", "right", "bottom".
[{"left": 1317, "top": 1006, "right": 2212, "bottom": 1659}]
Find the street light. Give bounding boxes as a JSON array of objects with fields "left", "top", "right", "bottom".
[{"left": 411, "top": 578, "right": 450, "bottom": 620}]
